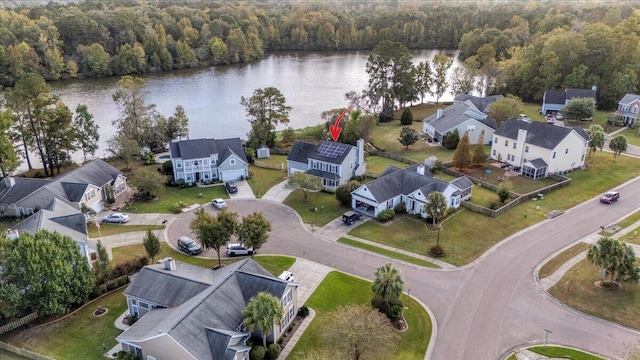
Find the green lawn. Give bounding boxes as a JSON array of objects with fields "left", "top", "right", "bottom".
[
  {"left": 467, "top": 182, "right": 500, "bottom": 207},
  {"left": 616, "top": 210, "right": 640, "bottom": 229},
  {"left": 538, "top": 242, "right": 590, "bottom": 279},
  {"left": 528, "top": 346, "right": 604, "bottom": 360},
  {"left": 349, "top": 217, "right": 432, "bottom": 257},
  {"left": 283, "top": 190, "right": 348, "bottom": 227},
  {"left": 337, "top": 237, "right": 439, "bottom": 268},
  {"left": 87, "top": 223, "right": 165, "bottom": 238},
  {"left": 247, "top": 164, "right": 287, "bottom": 198},
  {"left": 620, "top": 226, "right": 640, "bottom": 245},
  {"left": 365, "top": 155, "right": 408, "bottom": 175},
  {"left": 613, "top": 127, "right": 640, "bottom": 147},
  {"left": 548, "top": 258, "right": 640, "bottom": 329},
  {"left": 287, "top": 271, "right": 431, "bottom": 360},
  {"left": 0, "top": 289, "right": 128, "bottom": 360}
]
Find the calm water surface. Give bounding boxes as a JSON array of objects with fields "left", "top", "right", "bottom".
[{"left": 48, "top": 50, "right": 462, "bottom": 159}]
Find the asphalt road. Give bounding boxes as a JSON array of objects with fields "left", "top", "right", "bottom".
[{"left": 167, "top": 179, "right": 640, "bottom": 359}]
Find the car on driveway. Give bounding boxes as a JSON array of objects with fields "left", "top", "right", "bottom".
[
  {"left": 211, "top": 198, "right": 227, "bottom": 209},
  {"left": 226, "top": 243, "right": 253, "bottom": 256},
  {"left": 342, "top": 211, "right": 362, "bottom": 225},
  {"left": 600, "top": 191, "right": 620, "bottom": 204},
  {"left": 225, "top": 181, "right": 238, "bottom": 194},
  {"left": 103, "top": 213, "right": 130, "bottom": 223},
  {"left": 178, "top": 236, "right": 203, "bottom": 255}
]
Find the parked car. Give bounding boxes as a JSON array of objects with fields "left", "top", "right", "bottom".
[
  {"left": 518, "top": 114, "right": 531, "bottom": 123},
  {"left": 211, "top": 198, "right": 227, "bottom": 209},
  {"left": 226, "top": 243, "right": 253, "bottom": 256},
  {"left": 278, "top": 271, "right": 294, "bottom": 282},
  {"left": 226, "top": 181, "right": 238, "bottom": 194},
  {"left": 546, "top": 115, "right": 555, "bottom": 124},
  {"left": 555, "top": 112, "right": 564, "bottom": 120},
  {"left": 600, "top": 191, "right": 620, "bottom": 204},
  {"left": 103, "top": 213, "right": 130, "bottom": 223},
  {"left": 342, "top": 211, "right": 362, "bottom": 225},
  {"left": 177, "top": 236, "right": 203, "bottom": 255}
]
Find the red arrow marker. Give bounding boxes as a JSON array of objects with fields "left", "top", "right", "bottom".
[{"left": 329, "top": 106, "right": 354, "bottom": 142}]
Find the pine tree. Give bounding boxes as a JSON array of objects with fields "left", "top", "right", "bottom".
[
  {"left": 453, "top": 132, "right": 472, "bottom": 169},
  {"left": 472, "top": 130, "right": 488, "bottom": 166}
]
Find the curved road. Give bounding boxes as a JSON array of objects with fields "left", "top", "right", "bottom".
[{"left": 168, "top": 177, "right": 640, "bottom": 359}]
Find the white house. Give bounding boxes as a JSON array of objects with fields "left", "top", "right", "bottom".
[
  {"left": 169, "top": 138, "right": 248, "bottom": 184},
  {"left": 423, "top": 96, "right": 499, "bottom": 145},
  {"left": 287, "top": 139, "right": 366, "bottom": 191},
  {"left": 491, "top": 119, "right": 589, "bottom": 179},
  {"left": 351, "top": 164, "right": 473, "bottom": 218},
  {"left": 613, "top": 93, "right": 640, "bottom": 126}
]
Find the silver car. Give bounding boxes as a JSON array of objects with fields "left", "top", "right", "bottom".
[
  {"left": 226, "top": 243, "right": 254, "bottom": 256},
  {"left": 102, "top": 213, "right": 130, "bottom": 223}
]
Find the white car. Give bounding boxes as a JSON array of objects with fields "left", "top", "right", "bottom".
[
  {"left": 211, "top": 198, "right": 227, "bottom": 209},
  {"left": 226, "top": 243, "right": 254, "bottom": 256},
  {"left": 102, "top": 213, "right": 130, "bottom": 223}
]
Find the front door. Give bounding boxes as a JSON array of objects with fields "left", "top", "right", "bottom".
[{"left": 195, "top": 172, "right": 201, "bottom": 182}]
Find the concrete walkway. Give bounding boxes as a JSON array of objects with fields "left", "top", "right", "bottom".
[{"left": 261, "top": 179, "right": 293, "bottom": 203}]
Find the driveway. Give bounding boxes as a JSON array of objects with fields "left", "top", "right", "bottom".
[{"left": 166, "top": 177, "right": 640, "bottom": 359}]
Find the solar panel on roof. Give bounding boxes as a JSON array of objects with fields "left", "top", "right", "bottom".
[{"left": 317, "top": 142, "right": 348, "bottom": 159}]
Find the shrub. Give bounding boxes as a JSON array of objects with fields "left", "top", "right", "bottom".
[
  {"left": 335, "top": 180, "right": 361, "bottom": 207},
  {"left": 377, "top": 209, "right": 395, "bottom": 222},
  {"left": 394, "top": 203, "right": 406, "bottom": 214},
  {"left": 176, "top": 179, "right": 186, "bottom": 188},
  {"left": 488, "top": 201, "right": 500, "bottom": 210},
  {"left": 250, "top": 345, "right": 265, "bottom": 360},
  {"left": 497, "top": 182, "right": 511, "bottom": 203},
  {"left": 371, "top": 294, "right": 390, "bottom": 315},
  {"left": 266, "top": 343, "right": 281, "bottom": 360},
  {"left": 429, "top": 160, "right": 443, "bottom": 173},
  {"left": 442, "top": 129, "right": 460, "bottom": 150},
  {"left": 90, "top": 285, "right": 102, "bottom": 299},
  {"left": 143, "top": 152, "right": 155, "bottom": 164},
  {"left": 161, "top": 161, "right": 173, "bottom": 175},
  {"left": 112, "top": 256, "right": 149, "bottom": 278},
  {"left": 388, "top": 304, "right": 404, "bottom": 322},
  {"left": 400, "top": 107, "right": 413, "bottom": 125},
  {"left": 116, "top": 351, "right": 139, "bottom": 360},
  {"left": 126, "top": 315, "right": 138, "bottom": 326},
  {"left": 297, "top": 305, "right": 310, "bottom": 318}
]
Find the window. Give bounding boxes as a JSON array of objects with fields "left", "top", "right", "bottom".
[
  {"left": 525, "top": 146, "right": 529, "bottom": 153},
  {"left": 552, "top": 152, "right": 556, "bottom": 159},
  {"left": 513, "top": 142, "right": 516, "bottom": 149},
  {"left": 494, "top": 137, "right": 498, "bottom": 144},
  {"left": 27, "top": 208, "right": 33, "bottom": 215},
  {"left": 492, "top": 149, "right": 496, "bottom": 155},
  {"left": 176, "top": 160, "right": 182, "bottom": 168},
  {"left": 283, "top": 290, "right": 292, "bottom": 305},
  {"left": 86, "top": 189, "right": 95, "bottom": 201},
  {"left": 505, "top": 140, "right": 508, "bottom": 146},
  {"left": 467, "top": 125, "right": 475, "bottom": 132},
  {"left": 230, "top": 159, "right": 236, "bottom": 165},
  {"left": 634, "top": 105, "right": 638, "bottom": 114},
  {"left": 288, "top": 306, "right": 295, "bottom": 321},
  {"left": 139, "top": 301, "right": 149, "bottom": 309}
]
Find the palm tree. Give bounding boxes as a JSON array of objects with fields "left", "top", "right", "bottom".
[
  {"left": 372, "top": 263, "right": 404, "bottom": 301},
  {"left": 424, "top": 191, "right": 448, "bottom": 249},
  {"left": 243, "top": 292, "right": 284, "bottom": 348},
  {"left": 587, "top": 237, "right": 640, "bottom": 286}
]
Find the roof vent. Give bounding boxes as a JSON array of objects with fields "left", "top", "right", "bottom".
[{"left": 436, "top": 108, "right": 443, "bottom": 119}]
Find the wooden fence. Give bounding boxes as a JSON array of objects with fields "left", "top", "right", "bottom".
[
  {"left": 254, "top": 161, "right": 285, "bottom": 170},
  {"left": 0, "top": 341, "right": 52, "bottom": 360},
  {"left": 0, "top": 312, "right": 38, "bottom": 336},
  {"left": 368, "top": 149, "right": 417, "bottom": 165}
]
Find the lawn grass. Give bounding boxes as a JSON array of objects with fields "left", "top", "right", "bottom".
[
  {"left": 247, "top": 163, "right": 287, "bottom": 198},
  {"left": 614, "top": 127, "right": 640, "bottom": 147},
  {"left": 287, "top": 271, "right": 431, "bottom": 360},
  {"left": 283, "top": 190, "right": 348, "bottom": 227},
  {"left": 110, "top": 242, "right": 294, "bottom": 276},
  {"left": 548, "top": 258, "right": 640, "bottom": 330},
  {"left": 349, "top": 217, "right": 432, "bottom": 257},
  {"left": 87, "top": 223, "right": 165, "bottom": 238},
  {"left": 467, "top": 182, "right": 500, "bottom": 208},
  {"left": 616, "top": 210, "right": 640, "bottom": 230},
  {"left": 337, "top": 237, "right": 439, "bottom": 268},
  {"left": 520, "top": 102, "right": 619, "bottom": 133},
  {"left": 365, "top": 155, "right": 408, "bottom": 175},
  {"left": 538, "top": 242, "right": 590, "bottom": 279},
  {"left": 528, "top": 345, "right": 604, "bottom": 360},
  {"left": 0, "top": 289, "right": 128, "bottom": 360},
  {"left": 462, "top": 163, "right": 557, "bottom": 194},
  {"left": 620, "top": 226, "right": 640, "bottom": 245}
]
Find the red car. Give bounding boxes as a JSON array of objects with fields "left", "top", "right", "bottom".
[{"left": 600, "top": 191, "right": 620, "bottom": 204}]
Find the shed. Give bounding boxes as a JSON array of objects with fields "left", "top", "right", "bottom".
[
  {"left": 256, "top": 145, "right": 270, "bottom": 159},
  {"left": 424, "top": 156, "right": 438, "bottom": 168}
]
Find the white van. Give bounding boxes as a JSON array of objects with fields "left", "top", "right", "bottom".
[{"left": 278, "top": 271, "right": 294, "bottom": 282}]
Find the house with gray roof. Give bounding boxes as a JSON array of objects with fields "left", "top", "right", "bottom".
[
  {"left": 490, "top": 119, "right": 589, "bottom": 179},
  {"left": 541, "top": 87, "right": 597, "bottom": 116},
  {"left": 8, "top": 197, "right": 91, "bottom": 263},
  {"left": 0, "top": 159, "right": 126, "bottom": 216},
  {"left": 117, "top": 258, "right": 299, "bottom": 360},
  {"left": 169, "top": 138, "right": 248, "bottom": 185},
  {"left": 613, "top": 93, "right": 640, "bottom": 126},
  {"left": 287, "top": 139, "right": 366, "bottom": 191},
  {"left": 454, "top": 94, "right": 503, "bottom": 112},
  {"left": 423, "top": 97, "right": 498, "bottom": 145},
  {"left": 351, "top": 164, "right": 473, "bottom": 218}
]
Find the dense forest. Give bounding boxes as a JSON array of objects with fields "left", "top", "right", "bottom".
[{"left": 1, "top": 1, "right": 640, "bottom": 109}]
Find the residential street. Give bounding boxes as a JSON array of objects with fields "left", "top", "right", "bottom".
[{"left": 168, "top": 176, "right": 640, "bottom": 359}]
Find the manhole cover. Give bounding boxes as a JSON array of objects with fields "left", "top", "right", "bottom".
[{"left": 546, "top": 210, "right": 563, "bottom": 219}]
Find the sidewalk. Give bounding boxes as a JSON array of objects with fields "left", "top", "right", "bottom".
[
  {"left": 540, "top": 218, "right": 640, "bottom": 290},
  {"left": 261, "top": 179, "right": 293, "bottom": 202}
]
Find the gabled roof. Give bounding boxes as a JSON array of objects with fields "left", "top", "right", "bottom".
[
  {"left": 543, "top": 90, "right": 566, "bottom": 105},
  {"left": 41, "top": 159, "right": 122, "bottom": 203},
  {"left": 565, "top": 88, "right": 596, "bottom": 100},
  {"left": 119, "top": 259, "right": 295, "bottom": 360},
  {"left": 11, "top": 197, "right": 88, "bottom": 241},
  {"left": 454, "top": 94, "right": 503, "bottom": 112},
  {"left": 494, "top": 119, "right": 589, "bottom": 150},
  {"left": 619, "top": 94, "right": 640, "bottom": 105},
  {"left": 169, "top": 138, "right": 248, "bottom": 164},
  {"left": 0, "top": 177, "right": 51, "bottom": 204},
  {"left": 288, "top": 140, "right": 355, "bottom": 165},
  {"left": 362, "top": 164, "right": 469, "bottom": 203},
  {"left": 61, "top": 182, "right": 90, "bottom": 202},
  {"left": 424, "top": 103, "right": 497, "bottom": 133},
  {"left": 525, "top": 158, "right": 549, "bottom": 169}
]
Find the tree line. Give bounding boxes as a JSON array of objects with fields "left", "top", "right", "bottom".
[{"left": 2, "top": 0, "right": 640, "bottom": 111}]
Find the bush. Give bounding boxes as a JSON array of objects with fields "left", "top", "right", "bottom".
[
  {"left": 116, "top": 351, "right": 139, "bottom": 360},
  {"left": 266, "top": 343, "right": 281, "bottom": 360},
  {"left": 250, "top": 345, "right": 265, "bottom": 360},
  {"left": 176, "top": 179, "right": 186, "bottom": 188},
  {"left": 429, "top": 160, "right": 443, "bottom": 173},
  {"left": 161, "top": 161, "right": 173, "bottom": 175},
  {"left": 497, "top": 182, "right": 511, "bottom": 203},
  {"left": 442, "top": 129, "right": 460, "bottom": 150},
  {"left": 488, "top": 201, "right": 500, "bottom": 210},
  {"left": 400, "top": 107, "right": 413, "bottom": 125},
  {"left": 297, "top": 305, "right": 310, "bottom": 318},
  {"left": 335, "top": 180, "right": 361, "bottom": 207},
  {"left": 90, "top": 285, "right": 102, "bottom": 299},
  {"left": 377, "top": 209, "right": 395, "bottom": 222},
  {"left": 112, "top": 256, "right": 149, "bottom": 278},
  {"left": 371, "top": 294, "right": 390, "bottom": 315},
  {"left": 394, "top": 203, "right": 406, "bottom": 214},
  {"left": 388, "top": 304, "right": 404, "bottom": 322}
]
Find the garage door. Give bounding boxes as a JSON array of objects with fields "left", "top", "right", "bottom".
[
  {"left": 90, "top": 201, "right": 104, "bottom": 213},
  {"left": 221, "top": 169, "right": 246, "bottom": 182}
]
